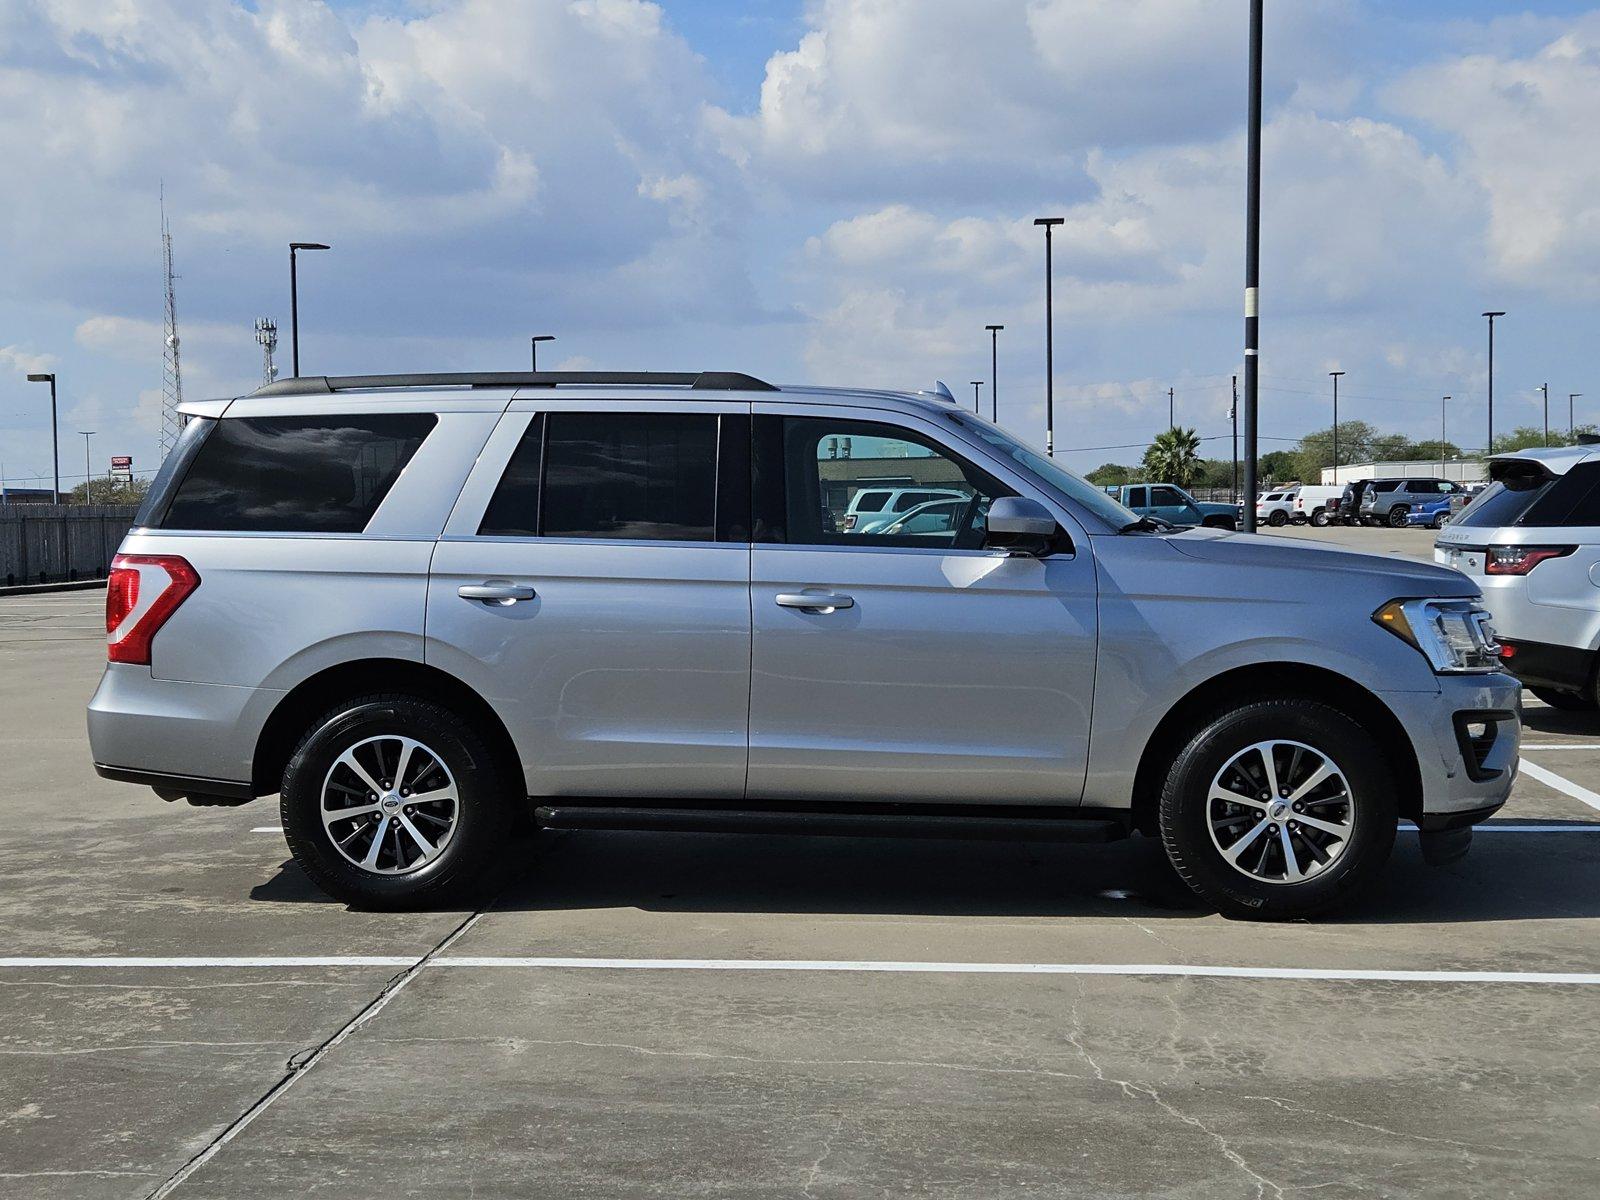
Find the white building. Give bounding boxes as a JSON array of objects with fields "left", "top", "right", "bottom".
[{"left": 1320, "top": 459, "right": 1487, "bottom": 487}]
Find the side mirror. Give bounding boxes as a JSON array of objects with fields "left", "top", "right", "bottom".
[{"left": 985, "top": 496, "right": 1066, "bottom": 557}]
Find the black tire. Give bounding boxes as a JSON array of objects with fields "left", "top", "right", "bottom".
[
  {"left": 1431, "top": 513, "right": 1448, "bottom": 530},
  {"left": 1289, "top": 512, "right": 1308, "bottom": 525},
  {"left": 280, "top": 693, "right": 515, "bottom": 908},
  {"left": 1310, "top": 508, "right": 1330, "bottom": 528},
  {"left": 1158, "top": 699, "right": 1398, "bottom": 921},
  {"left": 1529, "top": 685, "right": 1599, "bottom": 712},
  {"left": 1267, "top": 510, "right": 1288, "bottom": 527},
  {"left": 1387, "top": 506, "right": 1408, "bottom": 528}
]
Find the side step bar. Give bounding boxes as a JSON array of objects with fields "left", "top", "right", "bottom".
[{"left": 534, "top": 805, "right": 1130, "bottom": 844}]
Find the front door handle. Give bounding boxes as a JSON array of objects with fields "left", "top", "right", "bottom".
[
  {"left": 775, "top": 591, "right": 854, "bottom": 613},
  {"left": 459, "top": 582, "right": 536, "bottom": 606}
]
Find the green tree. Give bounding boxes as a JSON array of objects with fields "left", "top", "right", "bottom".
[
  {"left": 1491, "top": 425, "right": 1600, "bottom": 454},
  {"left": 1259, "top": 449, "right": 1298, "bottom": 484},
  {"left": 1142, "top": 427, "right": 1202, "bottom": 489},
  {"left": 1085, "top": 462, "right": 1133, "bottom": 486},
  {"left": 1292, "top": 420, "right": 1379, "bottom": 485},
  {"left": 67, "top": 474, "right": 151, "bottom": 506}
]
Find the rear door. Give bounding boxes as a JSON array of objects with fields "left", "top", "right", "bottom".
[
  {"left": 745, "top": 404, "right": 1097, "bottom": 805},
  {"left": 427, "top": 400, "right": 752, "bottom": 799}
]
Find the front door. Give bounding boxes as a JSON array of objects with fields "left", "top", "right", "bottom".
[
  {"left": 427, "top": 403, "right": 752, "bottom": 799},
  {"left": 746, "top": 408, "right": 1097, "bottom": 805}
]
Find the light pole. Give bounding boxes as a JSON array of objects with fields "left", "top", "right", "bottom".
[
  {"left": 531, "top": 335, "right": 555, "bottom": 371},
  {"left": 1571, "top": 394, "right": 1582, "bottom": 438},
  {"left": 288, "top": 242, "right": 331, "bottom": 378},
  {"left": 1441, "top": 396, "right": 1450, "bottom": 475},
  {"left": 1167, "top": 386, "right": 1175, "bottom": 431},
  {"left": 1329, "top": 371, "right": 1344, "bottom": 485},
  {"left": 1034, "top": 217, "right": 1064, "bottom": 455},
  {"left": 25, "top": 372, "right": 59, "bottom": 504},
  {"left": 969, "top": 381, "right": 983, "bottom": 414},
  {"left": 1231, "top": 374, "right": 1239, "bottom": 504},
  {"left": 79, "top": 431, "right": 94, "bottom": 505},
  {"left": 985, "top": 324, "right": 1003, "bottom": 423},
  {"left": 1482, "top": 310, "right": 1505, "bottom": 455},
  {"left": 1241, "top": 0, "right": 1264, "bottom": 532},
  {"left": 1539, "top": 381, "right": 1549, "bottom": 446}
]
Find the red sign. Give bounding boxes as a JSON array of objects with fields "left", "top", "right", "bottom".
[{"left": 110, "top": 456, "right": 132, "bottom": 469}]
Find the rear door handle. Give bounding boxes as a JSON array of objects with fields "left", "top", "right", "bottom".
[
  {"left": 775, "top": 591, "right": 854, "bottom": 613},
  {"left": 459, "top": 582, "right": 536, "bottom": 605}
]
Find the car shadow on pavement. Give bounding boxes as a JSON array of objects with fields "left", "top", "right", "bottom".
[{"left": 1519, "top": 706, "right": 1600, "bottom": 737}]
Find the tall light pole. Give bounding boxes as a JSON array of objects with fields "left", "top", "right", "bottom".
[
  {"left": 1441, "top": 396, "right": 1450, "bottom": 475},
  {"left": 288, "top": 242, "right": 331, "bottom": 378},
  {"left": 531, "top": 334, "right": 555, "bottom": 371},
  {"left": 1539, "top": 381, "right": 1549, "bottom": 446},
  {"left": 969, "top": 381, "right": 983, "bottom": 414},
  {"left": 1231, "top": 375, "right": 1239, "bottom": 504},
  {"left": 1482, "top": 310, "right": 1505, "bottom": 455},
  {"left": 1328, "top": 371, "right": 1344, "bottom": 485},
  {"left": 1167, "top": 387, "right": 1175, "bottom": 431},
  {"left": 25, "top": 372, "right": 59, "bottom": 505},
  {"left": 79, "top": 431, "right": 95, "bottom": 505},
  {"left": 1241, "top": 0, "right": 1264, "bottom": 532},
  {"left": 1571, "top": 394, "right": 1582, "bottom": 438},
  {"left": 1034, "top": 217, "right": 1064, "bottom": 455},
  {"left": 985, "top": 324, "right": 1003, "bottom": 423}
]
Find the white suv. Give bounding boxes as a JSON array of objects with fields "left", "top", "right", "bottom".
[
  {"left": 1435, "top": 443, "right": 1600, "bottom": 709},
  {"left": 843, "top": 486, "right": 969, "bottom": 532}
]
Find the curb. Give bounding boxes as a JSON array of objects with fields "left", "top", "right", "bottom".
[{"left": 0, "top": 579, "right": 108, "bottom": 597}]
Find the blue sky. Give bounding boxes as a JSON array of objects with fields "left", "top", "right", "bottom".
[{"left": 4, "top": 0, "right": 1600, "bottom": 489}]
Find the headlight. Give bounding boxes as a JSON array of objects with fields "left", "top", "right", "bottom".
[{"left": 1374, "top": 598, "right": 1500, "bottom": 673}]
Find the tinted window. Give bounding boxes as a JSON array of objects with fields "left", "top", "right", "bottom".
[
  {"left": 1462, "top": 461, "right": 1600, "bottom": 529},
  {"left": 755, "top": 417, "right": 1006, "bottom": 550},
  {"left": 477, "top": 415, "right": 545, "bottom": 537},
  {"left": 1149, "top": 486, "right": 1184, "bottom": 506},
  {"left": 161, "top": 414, "right": 435, "bottom": 533},
  {"left": 541, "top": 411, "right": 717, "bottom": 541},
  {"left": 1127, "top": 487, "right": 1148, "bottom": 507},
  {"left": 1371, "top": 481, "right": 1399, "bottom": 492},
  {"left": 853, "top": 492, "right": 890, "bottom": 513}
]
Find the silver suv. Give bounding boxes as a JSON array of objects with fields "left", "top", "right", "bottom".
[
  {"left": 1361, "top": 477, "right": 1463, "bottom": 527},
  {"left": 89, "top": 371, "right": 1518, "bottom": 919},
  {"left": 1436, "top": 443, "right": 1600, "bottom": 710}
]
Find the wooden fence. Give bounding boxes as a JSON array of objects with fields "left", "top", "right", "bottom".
[{"left": 0, "top": 505, "right": 140, "bottom": 587}]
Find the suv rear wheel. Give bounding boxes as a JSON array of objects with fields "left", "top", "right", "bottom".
[
  {"left": 281, "top": 693, "right": 515, "bottom": 908},
  {"left": 1309, "top": 507, "right": 1330, "bottom": 527},
  {"left": 1158, "top": 699, "right": 1397, "bottom": 920},
  {"left": 1267, "top": 510, "right": 1288, "bottom": 527},
  {"left": 1387, "top": 505, "right": 1409, "bottom": 528}
]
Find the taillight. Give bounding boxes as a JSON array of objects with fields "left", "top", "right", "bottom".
[
  {"left": 1484, "top": 545, "right": 1575, "bottom": 576},
  {"left": 106, "top": 554, "right": 199, "bottom": 665}
]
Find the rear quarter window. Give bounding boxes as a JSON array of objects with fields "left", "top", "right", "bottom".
[{"left": 159, "top": 413, "right": 437, "bottom": 533}]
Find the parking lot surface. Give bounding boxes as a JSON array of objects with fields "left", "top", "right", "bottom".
[{"left": 3, "top": 524, "right": 1599, "bottom": 1198}]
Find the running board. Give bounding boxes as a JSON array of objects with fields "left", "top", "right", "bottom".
[{"left": 533, "top": 805, "right": 1129, "bottom": 843}]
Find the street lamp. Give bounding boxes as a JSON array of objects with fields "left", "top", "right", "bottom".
[
  {"left": 288, "top": 242, "right": 331, "bottom": 378},
  {"left": 25, "top": 372, "right": 59, "bottom": 504},
  {"left": 1571, "top": 394, "right": 1583, "bottom": 438},
  {"left": 530, "top": 334, "right": 555, "bottom": 371},
  {"left": 1167, "top": 387, "right": 1175, "bottom": 431},
  {"left": 1034, "top": 217, "right": 1065, "bottom": 455},
  {"left": 1441, "top": 396, "right": 1450, "bottom": 476},
  {"left": 1539, "top": 381, "right": 1549, "bottom": 446},
  {"left": 969, "top": 381, "right": 983, "bottom": 414},
  {"left": 79, "top": 431, "right": 95, "bottom": 505},
  {"left": 1329, "top": 371, "right": 1344, "bottom": 485},
  {"left": 1482, "top": 311, "right": 1505, "bottom": 454},
  {"left": 985, "top": 324, "right": 1003, "bottom": 423}
]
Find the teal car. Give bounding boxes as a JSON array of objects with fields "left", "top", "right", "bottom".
[{"left": 1101, "top": 483, "right": 1239, "bottom": 529}]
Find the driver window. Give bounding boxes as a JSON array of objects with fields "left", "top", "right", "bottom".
[{"left": 755, "top": 416, "right": 1007, "bottom": 549}]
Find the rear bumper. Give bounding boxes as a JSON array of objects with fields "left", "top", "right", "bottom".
[
  {"left": 93, "top": 764, "right": 255, "bottom": 804},
  {"left": 87, "top": 663, "right": 282, "bottom": 794},
  {"left": 1500, "top": 638, "right": 1596, "bottom": 694}
]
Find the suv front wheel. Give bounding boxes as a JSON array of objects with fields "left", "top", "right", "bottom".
[
  {"left": 1158, "top": 699, "right": 1397, "bottom": 920},
  {"left": 281, "top": 693, "right": 515, "bottom": 909}
]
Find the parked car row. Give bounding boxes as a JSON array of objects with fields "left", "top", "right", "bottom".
[{"left": 1256, "top": 478, "right": 1486, "bottom": 530}]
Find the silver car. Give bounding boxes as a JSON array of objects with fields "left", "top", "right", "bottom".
[
  {"left": 89, "top": 371, "right": 1517, "bottom": 919},
  {"left": 1436, "top": 444, "right": 1600, "bottom": 710}
]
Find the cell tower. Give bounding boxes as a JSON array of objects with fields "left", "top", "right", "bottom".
[
  {"left": 255, "top": 318, "right": 279, "bottom": 385},
  {"left": 159, "top": 187, "right": 184, "bottom": 458}
]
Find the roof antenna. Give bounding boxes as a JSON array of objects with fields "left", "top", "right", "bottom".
[{"left": 930, "top": 381, "right": 956, "bottom": 403}]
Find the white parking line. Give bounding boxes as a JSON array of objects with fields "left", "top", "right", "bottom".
[
  {"left": 1, "top": 955, "right": 1598, "bottom": 985},
  {"left": 1520, "top": 744, "right": 1600, "bottom": 751},
  {"left": 250, "top": 827, "right": 281, "bottom": 833},
  {"left": 1517, "top": 759, "right": 1600, "bottom": 813}
]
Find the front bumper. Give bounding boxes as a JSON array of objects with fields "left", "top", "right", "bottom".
[{"left": 1380, "top": 671, "right": 1520, "bottom": 819}]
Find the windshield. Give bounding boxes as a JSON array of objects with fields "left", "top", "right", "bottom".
[{"left": 946, "top": 412, "right": 1137, "bottom": 528}]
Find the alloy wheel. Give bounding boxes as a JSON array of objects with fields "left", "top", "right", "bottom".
[
  {"left": 320, "top": 735, "right": 459, "bottom": 875},
  {"left": 1206, "top": 740, "right": 1354, "bottom": 884}
]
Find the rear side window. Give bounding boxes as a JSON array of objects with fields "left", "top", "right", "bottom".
[
  {"left": 159, "top": 414, "right": 436, "bottom": 533},
  {"left": 852, "top": 492, "right": 890, "bottom": 513},
  {"left": 479, "top": 411, "right": 732, "bottom": 542},
  {"left": 1459, "top": 461, "right": 1600, "bottom": 529}
]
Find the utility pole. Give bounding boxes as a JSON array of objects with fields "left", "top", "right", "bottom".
[
  {"left": 1482, "top": 310, "right": 1505, "bottom": 455},
  {"left": 1167, "top": 387, "right": 1175, "bottom": 431},
  {"left": 1241, "top": 0, "right": 1263, "bottom": 532},
  {"left": 1571, "top": 394, "right": 1582, "bottom": 438},
  {"left": 79, "top": 432, "right": 95, "bottom": 505},
  {"left": 1231, "top": 375, "right": 1239, "bottom": 505},
  {"left": 1329, "top": 371, "right": 1344, "bottom": 486},
  {"left": 1034, "top": 217, "right": 1064, "bottom": 455},
  {"left": 1441, "top": 396, "right": 1450, "bottom": 475},
  {"left": 1540, "top": 381, "right": 1549, "bottom": 446},
  {"left": 985, "top": 324, "right": 1003, "bottom": 423},
  {"left": 970, "top": 381, "right": 983, "bottom": 414}
]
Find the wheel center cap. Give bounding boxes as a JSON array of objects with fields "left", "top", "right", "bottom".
[
  {"left": 1269, "top": 800, "right": 1289, "bottom": 821},
  {"left": 381, "top": 794, "right": 402, "bottom": 811}
]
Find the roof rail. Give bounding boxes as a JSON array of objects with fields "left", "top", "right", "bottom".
[{"left": 246, "top": 371, "right": 778, "bottom": 398}]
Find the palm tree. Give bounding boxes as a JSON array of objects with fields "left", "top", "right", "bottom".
[{"left": 1142, "top": 426, "right": 1202, "bottom": 488}]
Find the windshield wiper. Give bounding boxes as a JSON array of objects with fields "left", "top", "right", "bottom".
[{"left": 1118, "top": 515, "right": 1175, "bottom": 533}]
